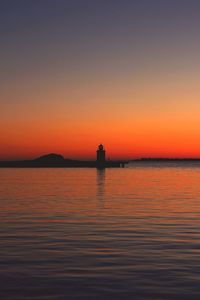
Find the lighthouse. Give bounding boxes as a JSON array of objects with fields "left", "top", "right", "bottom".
[{"left": 96, "top": 144, "right": 106, "bottom": 168}]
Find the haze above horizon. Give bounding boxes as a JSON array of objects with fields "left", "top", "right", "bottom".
[{"left": 1, "top": 0, "right": 200, "bottom": 160}]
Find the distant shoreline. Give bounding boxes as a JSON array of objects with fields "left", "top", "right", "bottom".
[
  {"left": 1, "top": 156, "right": 200, "bottom": 168},
  {"left": 0, "top": 153, "right": 127, "bottom": 168},
  {"left": 132, "top": 158, "right": 200, "bottom": 161}
]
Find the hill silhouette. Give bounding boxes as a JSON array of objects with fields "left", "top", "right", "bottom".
[
  {"left": 0, "top": 152, "right": 125, "bottom": 168},
  {"left": 34, "top": 153, "right": 65, "bottom": 162}
]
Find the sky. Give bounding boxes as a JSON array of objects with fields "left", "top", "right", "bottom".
[{"left": 1, "top": 0, "right": 200, "bottom": 160}]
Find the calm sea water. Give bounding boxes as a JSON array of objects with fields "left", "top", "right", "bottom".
[{"left": 1, "top": 164, "right": 200, "bottom": 299}]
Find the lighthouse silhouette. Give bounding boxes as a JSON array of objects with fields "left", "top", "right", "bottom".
[{"left": 96, "top": 144, "right": 106, "bottom": 169}]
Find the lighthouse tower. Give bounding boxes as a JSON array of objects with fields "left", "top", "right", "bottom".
[{"left": 96, "top": 144, "right": 106, "bottom": 168}]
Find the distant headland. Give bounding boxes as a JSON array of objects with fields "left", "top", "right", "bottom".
[
  {"left": 0, "top": 145, "right": 127, "bottom": 169},
  {"left": 1, "top": 145, "right": 200, "bottom": 169}
]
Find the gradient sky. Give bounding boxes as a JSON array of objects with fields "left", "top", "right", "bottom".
[{"left": 1, "top": 0, "right": 200, "bottom": 160}]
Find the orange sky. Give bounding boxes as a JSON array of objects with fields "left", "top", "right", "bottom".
[{"left": 1, "top": 1, "right": 200, "bottom": 160}]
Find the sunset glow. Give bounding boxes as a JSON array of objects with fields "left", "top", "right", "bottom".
[{"left": 1, "top": 1, "right": 200, "bottom": 160}]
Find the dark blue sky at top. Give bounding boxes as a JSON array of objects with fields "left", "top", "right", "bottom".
[
  {"left": 1, "top": 0, "right": 200, "bottom": 34},
  {"left": 1, "top": 0, "right": 200, "bottom": 59},
  {"left": 1, "top": 0, "right": 200, "bottom": 98}
]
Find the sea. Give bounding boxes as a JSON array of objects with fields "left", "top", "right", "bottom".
[{"left": 1, "top": 162, "right": 200, "bottom": 299}]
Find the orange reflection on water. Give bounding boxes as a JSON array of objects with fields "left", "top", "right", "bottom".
[{"left": 1, "top": 166, "right": 200, "bottom": 222}]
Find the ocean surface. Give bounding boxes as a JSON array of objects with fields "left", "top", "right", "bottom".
[{"left": 1, "top": 163, "right": 200, "bottom": 299}]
